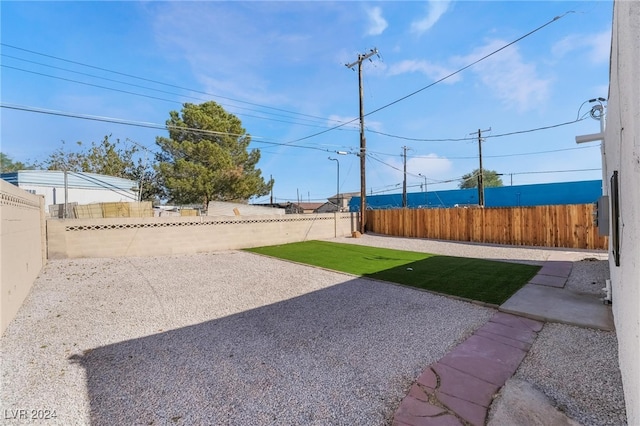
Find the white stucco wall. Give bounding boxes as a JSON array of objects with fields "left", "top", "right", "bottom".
[
  {"left": 605, "top": 1, "right": 640, "bottom": 424},
  {"left": 1, "top": 171, "right": 138, "bottom": 209},
  {"left": 20, "top": 185, "right": 137, "bottom": 208}
]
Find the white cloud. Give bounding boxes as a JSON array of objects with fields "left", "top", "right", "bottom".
[
  {"left": 552, "top": 30, "right": 611, "bottom": 64},
  {"left": 455, "top": 40, "right": 551, "bottom": 112},
  {"left": 365, "top": 6, "right": 388, "bottom": 36},
  {"left": 387, "top": 154, "right": 453, "bottom": 183},
  {"left": 410, "top": 0, "right": 451, "bottom": 35},
  {"left": 387, "top": 59, "right": 461, "bottom": 84},
  {"left": 587, "top": 30, "right": 612, "bottom": 64}
]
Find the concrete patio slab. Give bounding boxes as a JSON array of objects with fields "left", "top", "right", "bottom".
[
  {"left": 500, "top": 284, "right": 614, "bottom": 331},
  {"left": 529, "top": 273, "right": 567, "bottom": 288},
  {"left": 538, "top": 261, "right": 573, "bottom": 278}
]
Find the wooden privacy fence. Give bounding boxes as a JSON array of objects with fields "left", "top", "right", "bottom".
[{"left": 366, "top": 204, "right": 608, "bottom": 250}]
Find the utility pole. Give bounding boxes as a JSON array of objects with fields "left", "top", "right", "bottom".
[
  {"left": 64, "top": 169, "right": 69, "bottom": 219},
  {"left": 346, "top": 48, "right": 379, "bottom": 234},
  {"left": 402, "top": 146, "right": 409, "bottom": 208},
  {"left": 328, "top": 157, "right": 340, "bottom": 212},
  {"left": 270, "top": 174, "right": 273, "bottom": 204},
  {"left": 470, "top": 127, "right": 491, "bottom": 207}
]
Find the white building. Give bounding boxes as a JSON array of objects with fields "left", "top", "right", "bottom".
[
  {"left": 1, "top": 170, "right": 138, "bottom": 209},
  {"left": 603, "top": 2, "right": 639, "bottom": 424}
]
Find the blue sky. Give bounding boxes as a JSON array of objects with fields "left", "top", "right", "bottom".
[{"left": 1, "top": 1, "right": 612, "bottom": 204}]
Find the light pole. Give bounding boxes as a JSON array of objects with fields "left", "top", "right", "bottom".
[
  {"left": 328, "top": 157, "right": 340, "bottom": 212},
  {"left": 418, "top": 173, "right": 428, "bottom": 208}
]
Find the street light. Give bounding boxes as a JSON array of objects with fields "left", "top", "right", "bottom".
[
  {"left": 328, "top": 157, "right": 340, "bottom": 212},
  {"left": 418, "top": 173, "right": 428, "bottom": 208}
]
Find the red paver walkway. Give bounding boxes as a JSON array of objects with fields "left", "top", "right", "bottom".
[
  {"left": 393, "top": 312, "right": 543, "bottom": 426},
  {"left": 392, "top": 260, "right": 560, "bottom": 426}
]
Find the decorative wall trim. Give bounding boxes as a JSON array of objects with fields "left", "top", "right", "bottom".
[
  {"left": 0, "top": 191, "right": 42, "bottom": 209},
  {"left": 64, "top": 215, "right": 346, "bottom": 232}
]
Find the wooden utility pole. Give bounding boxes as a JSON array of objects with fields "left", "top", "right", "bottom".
[
  {"left": 270, "top": 174, "right": 273, "bottom": 204},
  {"left": 402, "top": 146, "right": 409, "bottom": 208},
  {"left": 470, "top": 127, "right": 491, "bottom": 207},
  {"left": 346, "top": 48, "right": 378, "bottom": 234}
]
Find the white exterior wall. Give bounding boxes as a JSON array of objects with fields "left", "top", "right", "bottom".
[
  {"left": 605, "top": 2, "right": 640, "bottom": 424},
  {"left": 21, "top": 185, "right": 137, "bottom": 208},
  {"left": 1, "top": 171, "right": 138, "bottom": 209}
]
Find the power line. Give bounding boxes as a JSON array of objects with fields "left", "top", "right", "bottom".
[
  {"left": 285, "top": 11, "right": 573, "bottom": 145},
  {"left": 363, "top": 12, "right": 573, "bottom": 118},
  {"left": 0, "top": 103, "right": 346, "bottom": 155},
  {"left": 0, "top": 43, "right": 344, "bottom": 125},
  {"left": 510, "top": 168, "right": 600, "bottom": 176},
  {"left": 1, "top": 63, "right": 353, "bottom": 130},
  {"left": 2, "top": 53, "right": 353, "bottom": 129},
  {"left": 369, "top": 144, "right": 598, "bottom": 159},
  {"left": 366, "top": 116, "right": 588, "bottom": 142}
]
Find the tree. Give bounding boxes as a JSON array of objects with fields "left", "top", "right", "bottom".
[
  {"left": 459, "top": 169, "right": 503, "bottom": 189},
  {"left": 37, "top": 136, "right": 137, "bottom": 176},
  {"left": 155, "top": 101, "right": 273, "bottom": 206},
  {"left": 0, "top": 153, "right": 29, "bottom": 173},
  {"left": 36, "top": 136, "right": 161, "bottom": 201}
]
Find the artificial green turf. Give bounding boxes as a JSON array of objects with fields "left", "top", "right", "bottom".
[{"left": 245, "top": 240, "right": 540, "bottom": 305}]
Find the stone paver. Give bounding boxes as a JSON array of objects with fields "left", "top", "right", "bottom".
[
  {"left": 474, "top": 329, "right": 532, "bottom": 351},
  {"left": 391, "top": 256, "right": 607, "bottom": 425},
  {"left": 475, "top": 321, "right": 537, "bottom": 344},
  {"left": 439, "top": 334, "right": 528, "bottom": 386},
  {"left": 432, "top": 362, "right": 499, "bottom": 407},
  {"left": 393, "top": 312, "right": 543, "bottom": 426},
  {"left": 489, "top": 311, "right": 544, "bottom": 332}
]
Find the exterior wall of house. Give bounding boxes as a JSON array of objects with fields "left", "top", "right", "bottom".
[
  {"left": 46, "top": 213, "right": 357, "bottom": 259},
  {"left": 1, "top": 170, "right": 138, "bottom": 209},
  {"left": 605, "top": 1, "right": 640, "bottom": 423},
  {"left": 0, "top": 179, "right": 47, "bottom": 335}
]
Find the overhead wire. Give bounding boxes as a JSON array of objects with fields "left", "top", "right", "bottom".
[
  {"left": 0, "top": 103, "right": 347, "bottom": 159},
  {"left": 0, "top": 43, "right": 346, "bottom": 125},
  {"left": 368, "top": 144, "right": 598, "bottom": 159},
  {"left": 2, "top": 53, "right": 354, "bottom": 129},
  {"left": 3, "top": 11, "right": 574, "bottom": 151},
  {"left": 1, "top": 63, "right": 354, "bottom": 130},
  {"left": 363, "top": 12, "right": 573, "bottom": 118},
  {"left": 284, "top": 11, "right": 573, "bottom": 145},
  {"left": 366, "top": 116, "right": 589, "bottom": 143}
]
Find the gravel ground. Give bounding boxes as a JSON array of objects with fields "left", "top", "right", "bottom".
[
  {"left": 1, "top": 235, "right": 624, "bottom": 425},
  {"left": 1, "top": 247, "right": 493, "bottom": 425},
  {"left": 333, "top": 233, "right": 598, "bottom": 264},
  {"left": 489, "top": 323, "right": 627, "bottom": 426},
  {"left": 565, "top": 258, "right": 610, "bottom": 296}
]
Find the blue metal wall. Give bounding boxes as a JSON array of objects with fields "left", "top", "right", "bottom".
[{"left": 349, "top": 180, "right": 603, "bottom": 211}]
